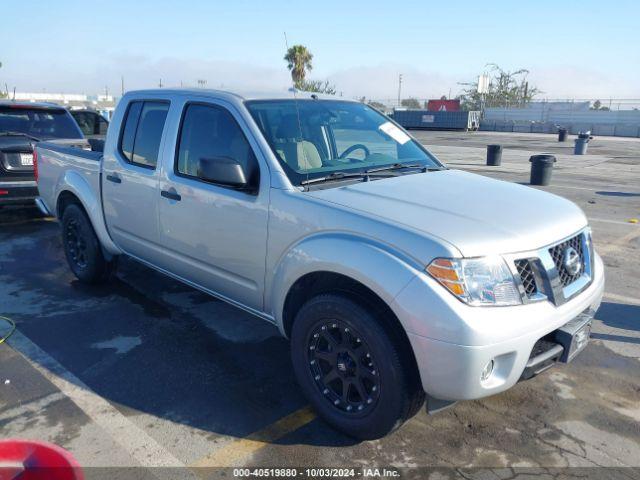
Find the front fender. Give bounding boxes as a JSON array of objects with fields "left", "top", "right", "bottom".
[
  {"left": 269, "top": 232, "right": 423, "bottom": 335},
  {"left": 56, "top": 171, "right": 121, "bottom": 255}
]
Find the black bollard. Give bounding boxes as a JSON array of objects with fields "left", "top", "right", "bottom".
[
  {"left": 529, "top": 154, "right": 556, "bottom": 185},
  {"left": 486, "top": 144, "right": 502, "bottom": 166},
  {"left": 558, "top": 127, "right": 568, "bottom": 142}
]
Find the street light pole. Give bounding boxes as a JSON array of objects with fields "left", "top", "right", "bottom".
[{"left": 397, "top": 74, "right": 403, "bottom": 107}]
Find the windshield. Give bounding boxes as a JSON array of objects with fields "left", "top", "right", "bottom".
[
  {"left": 245, "top": 100, "right": 442, "bottom": 185},
  {"left": 0, "top": 106, "right": 83, "bottom": 140}
]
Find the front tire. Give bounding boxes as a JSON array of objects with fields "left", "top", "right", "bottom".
[
  {"left": 61, "top": 204, "right": 116, "bottom": 284},
  {"left": 290, "top": 294, "right": 424, "bottom": 440}
]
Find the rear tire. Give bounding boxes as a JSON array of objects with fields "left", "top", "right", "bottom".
[
  {"left": 290, "top": 294, "right": 424, "bottom": 440},
  {"left": 61, "top": 204, "right": 116, "bottom": 284}
]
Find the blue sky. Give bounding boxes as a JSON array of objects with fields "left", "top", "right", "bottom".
[{"left": 2, "top": 0, "right": 638, "bottom": 99}]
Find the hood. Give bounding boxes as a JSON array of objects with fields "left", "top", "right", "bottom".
[{"left": 306, "top": 169, "right": 587, "bottom": 257}]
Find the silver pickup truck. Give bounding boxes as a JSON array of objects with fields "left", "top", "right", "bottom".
[{"left": 36, "top": 88, "right": 604, "bottom": 439}]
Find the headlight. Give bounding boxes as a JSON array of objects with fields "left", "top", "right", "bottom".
[{"left": 426, "top": 256, "right": 522, "bottom": 306}]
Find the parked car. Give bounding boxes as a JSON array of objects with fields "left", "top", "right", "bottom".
[
  {"left": 35, "top": 89, "right": 604, "bottom": 439},
  {"left": 69, "top": 109, "right": 109, "bottom": 139},
  {"left": 0, "top": 101, "right": 83, "bottom": 208}
]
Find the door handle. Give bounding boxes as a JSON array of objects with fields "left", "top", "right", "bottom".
[
  {"left": 161, "top": 190, "right": 181, "bottom": 201},
  {"left": 106, "top": 174, "right": 121, "bottom": 184}
]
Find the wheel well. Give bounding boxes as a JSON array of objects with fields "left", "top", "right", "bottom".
[
  {"left": 56, "top": 191, "right": 83, "bottom": 218},
  {"left": 282, "top": 271, "right": 420, "bottom": 381}
]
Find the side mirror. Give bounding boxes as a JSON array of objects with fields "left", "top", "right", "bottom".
[
  {"left": 197, "top": 157, "right": 248, "bottom": 188},
  {"left": 88, "top": 138, "right": 105, "bottom": 152}
]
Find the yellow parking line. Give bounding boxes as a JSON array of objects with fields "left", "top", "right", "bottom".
[{"left": 190, "top": 406, "right": 316, "bottom": 468}]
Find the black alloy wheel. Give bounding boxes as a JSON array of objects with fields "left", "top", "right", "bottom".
[
  {"left": 307, "top": 320, "right": 380, "bottom": 415},
  {"left": 65, "top": 217, "right": 89, "bottom": 269},
  {"left": 61, "top": 203, "right": 117, "bottom": 284},
  {"left": 291, "top": 294, "right": 425, "bottom": 440}
]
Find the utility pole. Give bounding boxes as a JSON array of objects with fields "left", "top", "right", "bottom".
[
  {"left": 159, "top": 79, "right": 163, "bottom": 88},
  {"left": 397, "top": 74, "right": 403, "bottom": 107}
]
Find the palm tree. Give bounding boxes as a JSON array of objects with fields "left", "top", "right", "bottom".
[
  {"left": 0, "top": 62, "right": 5, "bottom": 99},
  {"left": 284, "top": 45, "right": 313, "bottom": 88}
]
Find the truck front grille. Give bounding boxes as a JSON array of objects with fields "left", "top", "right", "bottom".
[
  {"left": 549, "top": 233, "right": 585, "bottom": 287},
  {"left": 515, "top": 259, "right": 538, "bottom": 298},
  {"left": 509, "top": 229, "right": 593, "bottom": 306}
]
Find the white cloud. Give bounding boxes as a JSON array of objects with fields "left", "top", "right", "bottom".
[
  {"left": 101, "top": 54, "right": 293, "bottom": 93},
  {"left": 527, "top": 66, "right": 637, "bottom": 99},
  {"left": 4, "top": 54, "right": 637, "bottom": 101},
  {"left": 325, "top": 64, "right": 462, "bottom": 101}
]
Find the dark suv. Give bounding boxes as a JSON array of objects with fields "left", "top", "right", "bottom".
[
  {"left": 70, "top": 109, "right": 109, "bottom": 139},
  {"left": 0, "top": 101, "right": 83, "bottom": 208}
]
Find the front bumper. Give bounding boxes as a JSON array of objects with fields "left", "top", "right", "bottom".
[
  {"left": 395, "top": 253, "right": 605, "bottom": 401},
  {"left": 0, "top": 181, "right": 38, "bottom": 206}
]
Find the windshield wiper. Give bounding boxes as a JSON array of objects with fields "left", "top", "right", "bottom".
[
  {"left": 300, "top": 171, "right": 396, "bottom": 187},
  {"left": 0, "top": 131, "right": 41, "bottom": 142},
  {"left": 365, "top": 163, "right": 440, "bottom": 174}
]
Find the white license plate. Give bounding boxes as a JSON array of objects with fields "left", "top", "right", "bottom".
[
  {"left": 20, "top": 153, "right": 34, "bottom": 166},
  {"left": 568, "top": 321, "right": 591, "bottom": 361}
]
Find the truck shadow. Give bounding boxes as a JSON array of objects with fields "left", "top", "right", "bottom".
[
  {"left": 0, "top": 205, "right": 44, "bottom": 225},
  {"left": 592, "top": 301, "right": 640, "bottom": 345},
  {"left": 0, "top": 219, "right": 358, "bottom": 448}
]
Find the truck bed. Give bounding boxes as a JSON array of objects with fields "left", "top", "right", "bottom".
[{"left": 36, "top": 139, "right": 103, "bottom": 217}]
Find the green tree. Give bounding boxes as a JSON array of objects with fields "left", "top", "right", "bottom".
[
  {"left": 590, "top": 99, "right": 609, "bottom": 111},
  {"left": 297, "top": 79, "right": 336, "bottom": 95},
  {"left": 368, "top": 101, "right": 386, "bottom": 110},
  {"left": 459, "top": 64, "right": 540, "bottom": 110},
  {"left": 360, "top": 97, "right": 388, "bottom": 111},
  {"left": 401, "top": 97, "right": 421, "bottom": 109},
  {"left": 284, "top": 45, "right": 313, "bottom": 88},
  {"left": 0, "top": 61, "right": 5, "bottom": 99}
]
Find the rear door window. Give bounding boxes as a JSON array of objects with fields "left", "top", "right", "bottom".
[{"left": 118, "top": 101, "right": 169, "bottom": 168}]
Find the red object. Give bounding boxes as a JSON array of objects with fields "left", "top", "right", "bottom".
[
  {"left": 427, "top": 99, "right": 460, "bottom": 112},
  {"left": 33, "top": 148, "right": 39, "bottom": 183},
  {"left": 0, "top": 190, "right": 8, "bottom": 195},
  {"left": 0, "top": 440, "right": 84, "bottom": 480}
]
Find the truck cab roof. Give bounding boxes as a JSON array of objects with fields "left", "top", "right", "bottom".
[{"left": 123, "top": 88, "right": 349, "bottom": 103}]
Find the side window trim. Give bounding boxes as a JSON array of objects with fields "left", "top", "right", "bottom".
[
  {"left": 117, "top": 99, "right": 170, "bottom": 171},
  {"left": 173, "top": 101, "right": 260, "bottom": 194},
  {"left": 117, "top": 101, "right": 143, "bottom": 166}
]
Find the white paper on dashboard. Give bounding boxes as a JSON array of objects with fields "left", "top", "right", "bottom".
[{"left": 379, "top": 121, "right": 411, "bottom": 145}]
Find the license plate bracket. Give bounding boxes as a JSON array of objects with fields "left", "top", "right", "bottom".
[{"left": 554, "top": 311, "right": 593, "bottom": 363}]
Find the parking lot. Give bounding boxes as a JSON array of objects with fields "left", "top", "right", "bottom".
[{"left": 1, "top": 131, "right": 639, "bottom": 478}]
